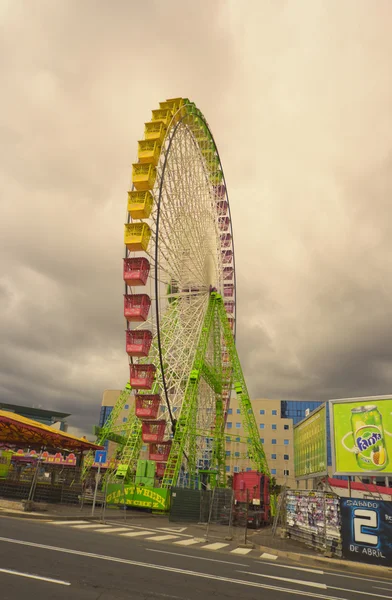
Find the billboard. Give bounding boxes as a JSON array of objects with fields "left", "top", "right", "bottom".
[
  {"left": 330, "top": 396, "right": 392, "bottom": 476},
  {"left": 340, "top": 498, "right": 392, "bottom": 566},
  {"left": 294, "top": 404, "right": 327, "bottom": 479}
]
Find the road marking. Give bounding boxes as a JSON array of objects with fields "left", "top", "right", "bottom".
[
  {"left": 0, "top": 536, "right": 347, "bottom": 600},
  {"left": 119, "top": 530, "right": 154, "bottom": 537},
  {"left": 328, "top": 571, "right": 392, "bottom": 585},
  {"left": 50, "top": 520, "right": 88, "bottom": 525},
  {"left": 231, "top": 547, "right": 252, "bottom": 555},
  {"left": 72, "top": 524, "right": 111, "bottom": 529},
  {"left": 259, "top": 552, "right": 278, "bottom": 560},
  {"left": 146, "top": 548, "right": 247, "bottom": 566},
  {"left": 374, "top": 588, "right": 392, "bottom": 592},
  {"left": 256, "top": 561, "right": 324, "bottom": 575},
  {"left": 144, "top": 534, "right": 178, "bottom": 541},
  {"left": 95, "top": 527, "right": 134, "bottom": 534},
  {"left": 174, "top": 538, "right": 201, "bottom": 546},
  {"left": 0, "top": 567, "right": 70, "bottom": 586},
  {"left": 201, "top": 542, "right": 229, "bottom": 551},
  {"left": 237, "top": 570, "right": 327, "bottom": 590},
  {"left": 330, "top": 585, "right": 392, "bottom": 599},
  {"left": 161, "top": 527, "right": 187, "bottom": 533}
]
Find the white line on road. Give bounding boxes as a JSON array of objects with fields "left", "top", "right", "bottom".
[
  {"left": 329, "top": 585, "right": 392, "bottom": 599},
  {"left": 260, "top": 552, "right": 278, "bottom": 560},
  {"left": 231, "top": 547, "right": 252, "bottom": 555},
  {"left": 237, "top": 569, "right": 327, "bottom": 590},
  {"left": 119, "top": 530, "right": 154, "bottom": 537},
  {"left": 255, "top": 561, "right": 324, "bottom": 575},
  {"left": 95, "top": 528, "right": 134, "bottom": 534},
  {"left": 201, "top": 542, "right": 229, "bottom": 550},
  {"left": 174, "top": 538, "right": 201, "bottom": 546},
  {"left": 72, "top": 524, "right": 111, "bottom": 529},
  {"left": 144, "top": 535, "right": 179, "bottom": 542},
  {"left": 50, "top": 520, "right": 88, "bottom": 525},
  {"left": 0, "top": 567, "right": 70, "bottom": 586},
  {"left": 374, "top": 589, "right": 392, "bottom": 592},
  {"left": 327, "top": 571, "right": 392, "bottom": 585},
  {"left": 146, "top": 548, "right": 248, "bottom": 566},
  {"left": 0, "top": 536, "right": 346, "bottom": 599}
]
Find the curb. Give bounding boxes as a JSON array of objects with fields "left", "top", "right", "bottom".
[{"left": 253, "top": 541, "right": 392, "bottom": 578}]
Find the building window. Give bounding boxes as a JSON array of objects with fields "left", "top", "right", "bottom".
[
  {"left": 272, "top": 439, "right": 277, "bottom": 445},
  {"left": 142, "top": 445, "right": 147, "bottom": 451},
  {"left": 284, "top": 424, "right": 289, "bottom": 430},
  {"left": 236, "top": 437, "right": 240, "bottom": 442},
  {"left": 227, "top": 422, "right": 232, "bottom": 429},
  {"left": 246, "top": 467, "right": 251, "bottom": 472},
  {"left": 271, "top": 454, "right": 276, "bottom": 459},
  {"left": 225, "top": 465, "right": 230, "bottom": 472},
  {"left": 236, "top": 408, "right": 241, "bottom": 414},
  {"left": 226, "top": 450, "right": 231, "bottom": 456},
  {"left": 122, "top": 417, "right": 127, "bottom": 423},
  {"left": 260, "top": 438, "right": 264, "bottom": 444},
  {"left": 228, "top": 408, "right": 232, "bottom": 414},
  {"left": 259, "top": 424, "right": 265, "bottom": 429},
  {"left": 226, "top": 436, "right": 231, "bottom": 443},
  {"left": 235, "top": 422, "right": 241, "bottom": 428},
  {"left": 260, "top": 409, "right": 265, "bottom": 415},
  {"left": 284, "top": 439, "right": 289, "bottom": 445},
  {"left": 272, "top": 410, "right": 277, "bottom": 416},
  {"left": 284, "top": 454, "right": 289, "bottom": 460},
  {"left": 234, "top": 466, "right": 239, "bottom": 473},
  {"left": 124, "top": 404, "right": 129, "bottom": 410},
  {"left": 272, "top": 424, "right": 277, "bottom": 430},
  {"left": 284, "top": 469, "right": 290, "bottom": 476},
  {"left": 271, "top": 468, "right": 277, "bottom": 475},
  {"left": 235, "top": 452, "right": 240, "bottom": 457}
]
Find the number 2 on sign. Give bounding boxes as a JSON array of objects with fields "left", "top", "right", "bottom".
[{"left": 353, "top": 508, "right": 379, "bottom": 546}]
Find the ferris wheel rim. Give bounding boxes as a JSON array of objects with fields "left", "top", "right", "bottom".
[{"left": 152, "top": 107, "right": 236, "bottom": 421}]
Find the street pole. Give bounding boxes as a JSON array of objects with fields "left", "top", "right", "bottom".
[{"left": 91, "top": 462, "right": 101, "bottom": 517}]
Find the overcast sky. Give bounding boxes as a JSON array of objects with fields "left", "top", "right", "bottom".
[{"left": 1, "top": 0, "right": 392, "bottom": 438}]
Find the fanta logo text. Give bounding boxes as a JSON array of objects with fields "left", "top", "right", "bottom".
[{"left": 356, "top": 432, "right": 381, "bottom": 452}]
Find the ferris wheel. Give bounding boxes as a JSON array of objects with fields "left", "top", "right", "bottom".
[
  {"left": 85, "top": 98, "right": 269, "bottom": 495},
  {"left": 123, "top": 98, "right": 236, "bottom": 485}
]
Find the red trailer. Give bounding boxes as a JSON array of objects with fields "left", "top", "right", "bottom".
[{"left": 232, "top": 471, "right": 271, "bottom": 528}]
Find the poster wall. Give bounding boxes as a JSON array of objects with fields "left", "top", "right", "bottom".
[
  {"left": 330, "top": 396, "right": 392, "bottom": 476},
  {"left": 294, "top": 404, "right": 327, "bottom": 479},
  {"left": 340, "top": 498, "right": 392, "bottom": 566}
]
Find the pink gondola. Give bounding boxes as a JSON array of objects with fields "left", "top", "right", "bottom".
[
  {"left": 135, "top": 394, "right": 160, "bottom": 419},
  {"left": 142, "top": 420, "right": 166, "bottom": 443},
  {"left": 221, "top": 250, "right": 233, "bottom": 264},
  {"left": 216, "top": 200, "right": 228, "bottom": 216},
  {"left": 218, "top": 216, "right": 230, "bottom": 231},
  {"left": 149, "top": 441, "right": 172, "bottom": 462},
  {"left": 126, "top": 330, "right": 153, "bottom": 357},
  {"left": 129, "top": 364, "right": 156, "bottom": 389},
  {"left": 224, "top": 301, "right": 235, "bottom": 314},
  {"left": 123, "top": 257, "right": 150, "bottom": 286},
  {"left": 213, "top": 184, "right": 226, "bottom": 198},
  {"left": 124, "top": 294, "right": 151, "bottom": 322},
  {"left": 223, "top": 284, "right": 234, "bottom": 297},
  {"left": 223, "top": 266, "right": 234, "bottom": 280}
]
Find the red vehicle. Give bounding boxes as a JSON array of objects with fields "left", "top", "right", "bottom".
[{"left": 232, "top": 471, "right": 271, "bottom": 529}]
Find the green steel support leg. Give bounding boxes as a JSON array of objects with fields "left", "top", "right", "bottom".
[
  {"left": 212, "top": 308, "right": 226, "bottom": 486},
  {"left": 162, "top": 293, "right": 218, "bottom": 489},
  {"left": 217, "top": 295, "right": 270, "bottom": 476}
]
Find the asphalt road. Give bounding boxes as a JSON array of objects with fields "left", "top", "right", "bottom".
[{"left": 0, "top": 516, "right": 392, "bottom": 600}]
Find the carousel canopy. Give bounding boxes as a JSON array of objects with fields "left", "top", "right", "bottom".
[{"left": 0, "top": 410, "right": 102, "bottom": 452}]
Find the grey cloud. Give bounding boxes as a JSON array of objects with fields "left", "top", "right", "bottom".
[{"left": 1, "top": 0, "right": 392, "bottom": 438}]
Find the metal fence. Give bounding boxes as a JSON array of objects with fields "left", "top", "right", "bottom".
[
  {"left": 284, "top": 489, "right": 342, "bottom": 557},
  {"left": 0, "top": 462, "right": 85, "bottom": 506}
]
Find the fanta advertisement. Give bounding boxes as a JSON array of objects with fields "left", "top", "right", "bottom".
[{"left": 331, "top": 397, "right": 392, "bottom": 476}]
